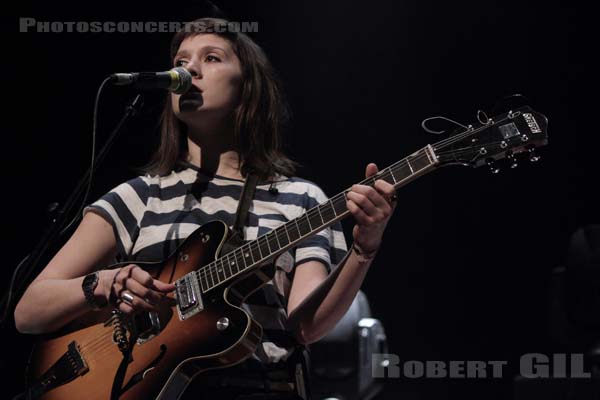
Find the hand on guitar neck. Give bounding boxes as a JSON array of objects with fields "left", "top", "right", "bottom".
[{"left": 346, "top": 162, "right": 397, "bottom": 256}]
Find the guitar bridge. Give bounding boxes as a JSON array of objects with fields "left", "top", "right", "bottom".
[{"left": 175, "top": 273, "right": 204, "bottom": 320}]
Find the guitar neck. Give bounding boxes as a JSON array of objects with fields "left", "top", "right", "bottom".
[{"left": 191, "top": 144, "right": 439, "bottom": 292}]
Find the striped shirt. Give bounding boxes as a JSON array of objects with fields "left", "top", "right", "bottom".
[{"left": 83, "top": 162, "right": 348, "bottom": 363}]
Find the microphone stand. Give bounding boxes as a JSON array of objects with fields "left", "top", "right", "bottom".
[{"left": 0, "top": 94, "right": 144, "bottom": 327}]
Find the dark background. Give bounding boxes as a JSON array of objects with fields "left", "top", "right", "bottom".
[{"left": 1, "top": 0, "right": 598, "bottom": 399}]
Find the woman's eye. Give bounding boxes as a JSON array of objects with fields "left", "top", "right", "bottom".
[
  {"left": 174, "top": 59, "right": 187, "bottom": 67},
  {"left": 205, "top": 55, "right": 221, "bottom": 62}
]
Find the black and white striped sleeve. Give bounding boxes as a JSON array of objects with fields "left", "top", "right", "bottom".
[{"left": 83, "top": 176, "right": 150, "bottom": 261}]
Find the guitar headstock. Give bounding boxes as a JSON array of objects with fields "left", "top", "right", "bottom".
[{"left": 431, "top": 106, "right": 548, "bottom": 172}]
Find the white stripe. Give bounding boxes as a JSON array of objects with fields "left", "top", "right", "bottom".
[
  {"left": 253, "top": 200, "right": 304, "bottom": 220},
  {"left": 146, "top": 193, "right": 307, "bottom": 222},
  {"left": 145, "top": 169, "right": 198, "bottom": 189},
  {"left": 243, "top": 226, "right": 259, "bottom": 240},
  {"left": 332, "top": 230, "right": 348, "bottom": 251},
  {"left": 133, "top": 222, "right": 199, "bottom": 255},
  {"left": 115, "top": 182, "right": 146, "bottom": 224},
  {"left": 296, "top": 246, "right": 330, "bottom": 265}
]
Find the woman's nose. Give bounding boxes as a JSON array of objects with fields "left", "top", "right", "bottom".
[{"left": 185, "top": 61, "right": 202, "bottom": 79}]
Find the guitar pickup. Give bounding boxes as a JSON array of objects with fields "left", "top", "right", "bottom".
[{"left": 175, "top": 273, "right": 204, "bottom": 320}]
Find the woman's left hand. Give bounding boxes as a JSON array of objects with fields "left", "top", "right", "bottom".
[{"left": 346, "top": 163, "right": 397, "bottom": 253}]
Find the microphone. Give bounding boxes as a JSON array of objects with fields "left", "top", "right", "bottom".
[{"left": 110, "top": 67, "right": 193, "bottom": 94}]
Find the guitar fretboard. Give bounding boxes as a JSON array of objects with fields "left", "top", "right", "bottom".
[{"left": 188, "top": 145, "right": 438, "bottom": 292}]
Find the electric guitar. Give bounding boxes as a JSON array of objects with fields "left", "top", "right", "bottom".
[{"left": 25, "top": 106, "right": 548, "bottom": 399}]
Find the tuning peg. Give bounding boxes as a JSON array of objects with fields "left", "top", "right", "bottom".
[
  {"left": 506, "top": 152, "right": 518, "bottom": 169},
  {"left": 528, "top": 147, "right": 541, "bottom": 162},
  {"left": 486, "top": 158, "right": 500, "bottom": 174}
]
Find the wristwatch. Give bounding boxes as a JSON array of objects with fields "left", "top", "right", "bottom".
[{"left": 82, "top": 272, "right": 107, "bottom": 310}]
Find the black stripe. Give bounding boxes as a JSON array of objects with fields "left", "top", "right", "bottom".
[
  {"left": 147, "top": 179, "right": 199, "bottom": 202},
  {"left": 141, "top": 208, "right": 235, "bottom": 229},
  {"left": 296, "top": 234, "right": 329, "bottom": 250},
  {"left": 146, "top": 180, "right": 317, "bottom": 209},
  {"left": 127, "top": 177, "right": 150, "bottom": 205}
]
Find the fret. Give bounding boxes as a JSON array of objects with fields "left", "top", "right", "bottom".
[
  {"left": 203, "top": 265, "right": 212, "bottom": 288},
  {"left": 223, "top": 254, "right": 233, "bottom": 276},
  {"left": 406, "top": 158, "right": 414, "bottom": 174},
  {"left": 315, "top": 206, "right": 325, "bottom": 225},
  {"left": 208, "top": 263, "right": 218, "bottom": 287},
  {"left": 204, "top": 269, "right": 211, "bottom": 291},
  {"left": 329, "top": 199, "right": 337, "bottom": 216},
  {"left": 250, "top": 241, "right": 262, "bottom": 263},
  {"left": 319, "top": 202, "right": 336, "bottom": 224},
  {"left": 286, "top": 221, "right": 301, "bottom": 243},
  {"left": 379, "top": 168, "right": 395, "bottom": 185},
  {"left": 266, "top": 231, "right": 279, "bottom": 253},
  {"left": 391, "top": 162, "right": 412, "bottom": 183},
  {"left": 282, "top": 223, "right": 292, "bottom": 243},
  {"left": 275, "top": 226, "right": 289, "bottom": 248},
  {"left": 227, "top": 255, "right": 236, "bottom": 276},
  {"left": 332, "top": 194, "right": 347, "bottom": 216},
  {"left": 198, "top": 269, "right": 208, "bottom": 292},
  {"left": 388, "top": 165, "right": 398, "bottom": 184},
  {"left": 305, "top": 212, "right": 314, "bottom": 231},
  {"left": 258, "top": 235, "right": 270, "bottom": 259},
  {"left": 240, "top": 245, "right": 252, "bottom": 269},
  {"left": 362, "top": 176, "right": 376, "bottom": 188},
  {"left": 410, "top": 149, "right": 432, "bottom": 171},
  {"left": 307, "top": 209, "right": 321, "bottom": 231},
  {"left": 273, "top": 228, "right": 282, "bottom": 248},
  {"left": 217, "top": 258, "right": 227, "bottom": 282},
  {"left": 424, "top": 146, "right": 433, "bottom": 163},
  {"left": 195, "top": 271, "right": 204, "bottom": 293},
  {"left": 297, "top": 214, "right": 311, "bottom": 236},
  {"left": 232, "top": 250, "right": 244, "bottom": 274},
  {"left": 195, "top": 270, "right": 203, "bottom": 291},
  {"left": 224, "top": 253, "right": 233, "bottom": 276}
]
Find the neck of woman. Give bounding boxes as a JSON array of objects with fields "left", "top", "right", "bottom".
[{"left": 185, "top": 120, "right": 244, "bottom": 181}]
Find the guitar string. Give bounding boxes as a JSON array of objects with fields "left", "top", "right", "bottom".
[
  {"left": 80, "top": 117, "right": 523, "bottom": 356},
  {"left": 193, "top": 122, "right": 497, "bottom": 287},
  {"left": 98, "top": 119, "right": 518, "bottom": 338}
]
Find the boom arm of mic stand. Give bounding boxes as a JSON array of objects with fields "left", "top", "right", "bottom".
[{"left": 0, "top": 94, "right": 144, "bottom": 326}]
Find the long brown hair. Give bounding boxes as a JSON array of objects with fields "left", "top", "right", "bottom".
[{"left": 144, "top": 18, "right": 297, "bottom": 179}]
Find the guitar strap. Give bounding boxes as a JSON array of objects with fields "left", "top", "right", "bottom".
[
  {"left": 231, "top": 173, "right": 260, "bottom": 245},
  {"left": 223, "top": 174, "right": 312, "bottom": 399},
  {"left": 218, "top": 173, "right": 260, "bottom": 259}
]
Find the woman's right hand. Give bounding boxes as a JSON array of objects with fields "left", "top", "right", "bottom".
[{"left": 99, "top": 264, "right": 176, "bottom": 315}]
